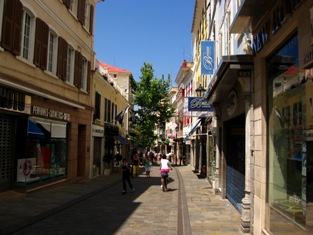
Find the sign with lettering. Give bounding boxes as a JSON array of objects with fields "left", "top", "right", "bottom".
[
  {"left": 32, "top": 106, "right": 70, "bottom": 121},
  {"left": 0, "top": 86, "right": 31, "bottom": 114},
  {"left": 201, "top": 41, "right": 215, "bottom": 75},
  {"left": 187, "top": 97, "right": 214, "bottom": 112}
]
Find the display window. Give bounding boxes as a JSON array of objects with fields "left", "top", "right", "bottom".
[
  {"left": 267, "top": 33, "right": 313, "bottom": 232},
  {"left": 16, "top": 117, "right": 67, "bottom": 184}
]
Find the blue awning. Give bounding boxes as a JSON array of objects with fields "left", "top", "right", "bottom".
[
  {"left": 28, "top": 119, "right": 45, "bottom": 138},
  {"left": 184, "top": 119, "right": 202, "bottom": 141},
  {"left": 116, "top": 134, "right": 130, "bottom": 145},
  {"left": 27, "top": 119, "right": 51, "bottom": 139}
]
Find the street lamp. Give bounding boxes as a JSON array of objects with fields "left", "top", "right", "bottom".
[{"left": 195, "top": 84, "right": 206, "bottom": 97}]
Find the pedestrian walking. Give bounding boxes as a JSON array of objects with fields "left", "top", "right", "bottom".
[
  {"left": 144, "top": 156, "right": 152, "bottom": 177},
  {"left": 159, "top": 154, "right": 173, "bottom": 191},
  {"left": 132, "top": 153, "right": 140, "bottom": 177},
  {"left": 121, "top": 158, "right": 135, "bottom": 194}
]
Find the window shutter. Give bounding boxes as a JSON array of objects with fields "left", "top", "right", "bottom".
[
  {"left": 1, "top": 0, "right": 22, "bottom": 55},
  {"left": 57, "top": 37, "right": 63, "bottom": 78},
  {"left": 74, "top": 50, "right": 82, "bottom": 88},
  {"left": 62, "top": 39, "right": 68, "bottom": 80},
  {"left": 34, "top": 18, "right": 49, "bottom": 70},
  {"left": 57, "top": 37, "right": 68, "bottom": 80},
  {"left": 87, "top": 61, "right": 91, "bottom": 92},
  {"left": 34, "top": 18, "right": 43, "bottom": 67},
  {"left": 63, "top": 0, "right": 71, "bottom": 9},
  {"left": 77, "top": 0, "right": 86, "bottom": 25},
  {"left": 89, "top": 5, "right": 94, "bottom": 35},
  {"left": 40, "top": 21, "right": 49, "bottom": 70},
  {"left": 12, "top": 0, "right": 23, "bottom": 55}
]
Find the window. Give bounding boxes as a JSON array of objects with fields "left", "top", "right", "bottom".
[
  {"left": 70, "top": 0, "right": 78, "bottom": 16},
  {"left": 74, "top": 51, "right": 90, "bottom": 91},
  {"left": 84, "top": 1, "right": 91, "bottom": 31},
  {"left": 94, "top": 92, "right": 101, "bottom": 120},
  {"left": 105, "top": 98, "right": 112, "bottom": 123},
  {"left": 22, "top": 12, "right": 31, "bottom": 59},
  {"left": 266, "top": 34, "right": 312, "bottom": 231},
  {"left": 66, "top": 45, "right": 74, "bottom": 83},
  {"left": 21, "top": 9, "right": 35, "bottom": 61},
  {"left": 47, "top": 30, "right": 57, "bottom": 74}
]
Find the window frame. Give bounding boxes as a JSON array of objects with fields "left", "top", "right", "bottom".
[
  {"left": 47, "top": 29, "right": 58, "bottom": 74},
  {"left": 20, "top": 7, "right": 35, "bottom": 62},
  {"left": 66, "top": 44, "right": 75, "bottom": 84}
]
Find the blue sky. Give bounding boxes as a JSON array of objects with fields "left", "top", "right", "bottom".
[{"left": 94, "top": 0, "right": 195, "bottom": 84}]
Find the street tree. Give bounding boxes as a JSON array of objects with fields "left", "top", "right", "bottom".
[{"left": 132, "top": 62, "right": 175, "bottom": 148}]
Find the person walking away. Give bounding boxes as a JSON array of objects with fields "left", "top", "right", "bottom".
[
  {"left": 144, "top": 156, "right": 152, "bottom": 177},
  {"left": 132, "top": 153, "right": 140, "bottom": 177},
  {"left": 159, "top": 154, "right": 173, "bottom": 191},
  {"left": 121, "top": 158, "right": 135, "bottom": 194}
]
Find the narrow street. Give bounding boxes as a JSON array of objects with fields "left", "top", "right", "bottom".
[{"left": 3, "top": 165, "right": 244, "bottom": 235}]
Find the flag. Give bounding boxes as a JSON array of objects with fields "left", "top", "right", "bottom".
[{"left": 115, "top": 105, "right": 130, "bottom": 125}]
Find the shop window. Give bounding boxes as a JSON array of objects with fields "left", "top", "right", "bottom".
[
  {"left": 16, "top": 118, "right": 68, "bottom": 185},
  {"left": 266, "top": 33, "right": 313, "bottom": 232}
]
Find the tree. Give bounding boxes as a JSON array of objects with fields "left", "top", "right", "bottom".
[{"left": 131, "top": 63, "right": 175, "bottom": 147}]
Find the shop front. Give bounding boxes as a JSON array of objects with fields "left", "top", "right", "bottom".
[
  {"left": 266, "top": 32, "right": 313, "bottom": 233},
  {"left": 91, "top": 125, "right": 104, "bottom": 178},
  {"left": 205, "top": 55, "right": 253, "bottom": 232},
  {"left": 0, "top": 83, "right": 92, "bottom": 192},
  {"left": 17, "top": 116, "right": 68, "bottom": 185}
]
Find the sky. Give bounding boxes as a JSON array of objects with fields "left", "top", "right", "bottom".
[{"left": 94, "top": 0, "right": 195, "bottom": 85}]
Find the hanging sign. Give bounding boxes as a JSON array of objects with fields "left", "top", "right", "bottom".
[{"left": 201, "top": 41, "right": 214, "bottom": 75}]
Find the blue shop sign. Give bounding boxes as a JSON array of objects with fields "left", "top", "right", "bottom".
[
  {"left": 201, "top": 41, "right": 214, "bottom": 75},
  {"left": 188, "top": 97, "right": 214, "bottom": 112}
]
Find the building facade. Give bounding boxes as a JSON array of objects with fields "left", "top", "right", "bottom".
[
  {"left": 202, "top": 0, "right": 313, "bottom": 234},
  {"left": 91, "top": 60, "right": 131, "bottom": 177},
  {"left": 231, "top": 0, "right": 313, "bottom": 234},
  {"left": 0, "top": 0, "right": 98, "bottom": 192}
]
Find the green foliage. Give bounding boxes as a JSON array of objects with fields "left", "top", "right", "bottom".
[{"left": 131, "top": 62, "right": 175, "bottom": 148}]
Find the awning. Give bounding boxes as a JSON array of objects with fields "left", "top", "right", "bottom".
[
  {"left": 27, "top": 119, "right": 51, "bottom": 139},
  {"left": 116, "top": 134, "right": 129, "bottom": 145},
  {"left": 204, "top": 55, "right": 253, "bottom": 104},
  {"left": 184, "top": 119, "right": 201, "bottom": 141}
]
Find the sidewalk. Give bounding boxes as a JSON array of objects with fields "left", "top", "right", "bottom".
[
  {"left": 0, "top": 172, "right": 121, "bottom": 234},
  {"left": 0, "top": 165, "right": 244, "bottom": 235}
]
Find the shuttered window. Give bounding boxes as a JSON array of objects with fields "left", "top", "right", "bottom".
[
  {"left": 57, "top": 37, "right": 68, "bottom": 80},
  {"left": 47, "top": 30, "right": 58, "bottom": 74},
  {"left": 34, "top": 17, "right": 48, "bottom": 70},
  {"left": 74, "top": 50, "right": 82, "bottom": 88},
  {"left": 77, "top": 0, "right": 86, "bottom": 25},
  {"left": 1, "top": 0, "right": 23, "bottom": 55},
  {"left": 66, "top": 45, "right": 75, "bottom": 84},
  {"left": 94, "top": 92, "right": 101, "bottom": 120}
]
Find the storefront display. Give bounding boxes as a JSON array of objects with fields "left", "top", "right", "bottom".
[
  {"left": 16, "top": 117, "right": 67, "bottom": 184},
  {"left": 267, "top": 33, "right": 313, "bottom": 231}
]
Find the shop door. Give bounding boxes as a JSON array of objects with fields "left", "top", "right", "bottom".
[
  {"left": 92, "top": 137, "right": 102, "bottom": 177},
  {"left": 0, "top": 114, "right": 14, "bottom": 191},
  {"left": 225, "top": 115, "right": 245, "bottom": 212}
]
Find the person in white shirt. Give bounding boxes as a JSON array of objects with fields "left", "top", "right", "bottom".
[{"left": 159, "top": 154, "right": 173, "bottom": 191}]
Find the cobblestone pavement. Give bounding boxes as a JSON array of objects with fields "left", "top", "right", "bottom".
[{"left": 0, "top": 164, "right": 246, "bottom": 235}]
